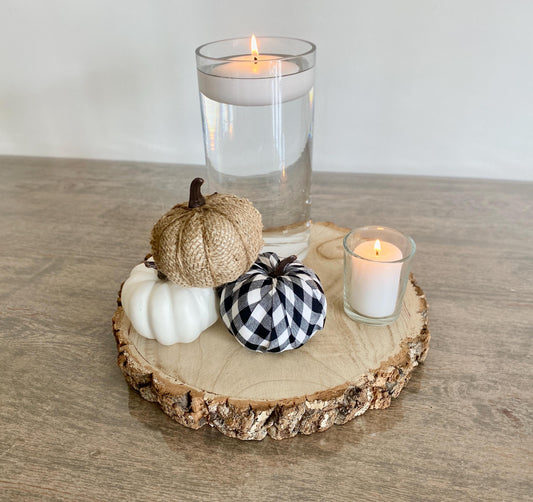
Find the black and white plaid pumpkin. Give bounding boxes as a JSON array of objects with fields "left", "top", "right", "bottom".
[{"left": 219, "top": 252, "right": 327, "bottom": 353}]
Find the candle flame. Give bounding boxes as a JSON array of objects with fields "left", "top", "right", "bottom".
[
  {"left": 251, "top": 34, "right": 259, "bottom": 59},
  {"left": 374, "top": 239, "right": 381, "bottom": 256}
]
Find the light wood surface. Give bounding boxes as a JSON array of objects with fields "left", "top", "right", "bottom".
[
  {"left": 113, "top": 222, "right": 429, "bottom": 439},
  {"left": 0, "top": 156, "right": 531, "bottom": 500}
]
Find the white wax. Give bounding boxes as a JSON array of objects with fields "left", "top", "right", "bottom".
[
  {"left": 349, "top": 240, "right": 403, "bottom": 318},
  {"left": 198, "top": 54, "right": 314, "bottom": 106}
]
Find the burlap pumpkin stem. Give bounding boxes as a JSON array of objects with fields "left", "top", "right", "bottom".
[{"left": 151, "top": 178, "right": 263, "bottom": 288}]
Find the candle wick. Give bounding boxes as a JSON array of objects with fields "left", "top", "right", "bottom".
[{"left": 253, "top": 56, "right": 258, "bottom": 64}]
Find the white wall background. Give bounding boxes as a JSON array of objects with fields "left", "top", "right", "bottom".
[{"left": 1, "top": 0, "right": 532, "bottom": 180}]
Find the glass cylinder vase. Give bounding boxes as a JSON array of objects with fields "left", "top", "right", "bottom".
[{"left": 195, "top": 36, "right": 316, "bottom": 258}]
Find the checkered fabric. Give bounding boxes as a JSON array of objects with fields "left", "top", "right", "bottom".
[{"left": 219, "top": 252, "right": 327, "bottom": 353}]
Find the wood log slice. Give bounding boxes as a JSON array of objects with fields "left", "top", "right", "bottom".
[{"left": 112, "top": 222, "right": 430, "bottom": 440}]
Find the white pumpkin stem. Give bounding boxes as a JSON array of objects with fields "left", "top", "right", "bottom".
[
  {"left": 144, "top": 257, "right": 168, "bottom": 281},
  {"left": 188, "top": 178, "right": 206, "bottom": 209},
  {"left": 271, "top": 255, "right": 297, "bottom": 278}
]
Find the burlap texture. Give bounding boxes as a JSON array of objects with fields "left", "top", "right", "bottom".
[{"left": 151, "top": 193, "right": 263, "bottom": 288}]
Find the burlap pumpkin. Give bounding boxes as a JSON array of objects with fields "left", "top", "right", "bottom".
[{"left": 151, "top": 178, "right": 263, "bottom": 288}]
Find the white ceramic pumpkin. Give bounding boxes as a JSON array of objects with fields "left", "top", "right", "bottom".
[{"left": 121, "top": 258, "right": 219, "bottom": 345}]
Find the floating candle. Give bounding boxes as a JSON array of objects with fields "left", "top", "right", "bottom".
[{"left": 197, "top": 35, "right": 314, "bottom": 106}]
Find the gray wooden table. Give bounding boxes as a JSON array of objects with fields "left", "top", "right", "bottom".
[{"left": 1, "top": 156, "right": 531, "bottom": 501}]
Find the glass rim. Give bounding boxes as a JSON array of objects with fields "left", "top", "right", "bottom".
[
  {"left": 343, "top": 226, "right": 416, "bottom": 264},
  {"left": 195, "top": 36, "right": 316, "bottom": 63}
]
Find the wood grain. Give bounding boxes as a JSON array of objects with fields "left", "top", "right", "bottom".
[
  {"left": 113, "top": 222, "right": 429, "bottom": 439},
  {"left": 0, "top": 156, "right": 531, "bottom": 500}
]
